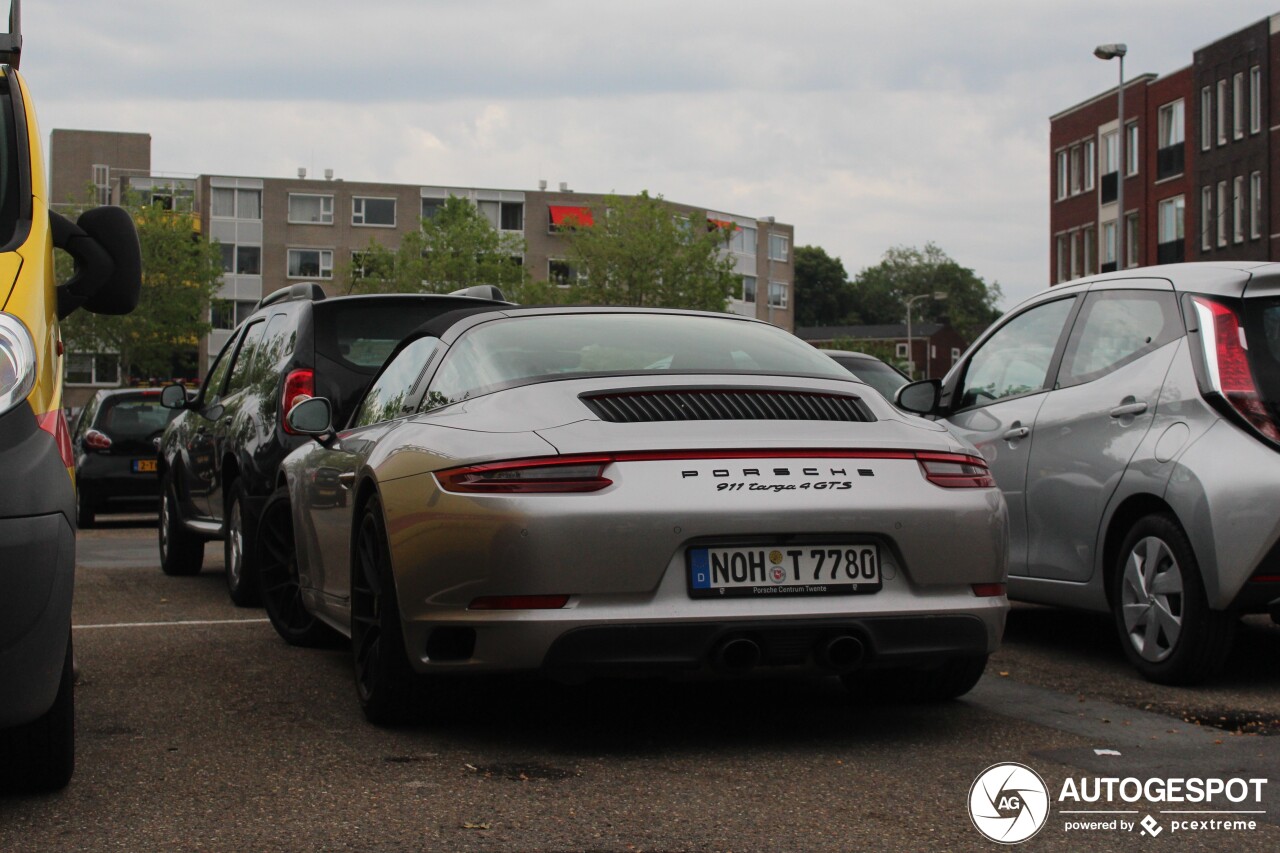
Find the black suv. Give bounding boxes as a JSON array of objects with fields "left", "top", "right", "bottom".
[{"left": 157, "top": 284, "right": 507, "bottom": 604}]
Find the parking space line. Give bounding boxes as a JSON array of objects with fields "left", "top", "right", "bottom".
[{"left": 74, "top": 618, "right": 271, "bottom": 630}]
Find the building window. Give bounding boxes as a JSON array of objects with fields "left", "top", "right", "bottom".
[
  {"left": 288, "top": 248, "right": 333, "bottom": 279},
  {"left": 895, "top": 342, "right": 908, "bottom": 359},
  {"left": 768, "top": 281, "right": 788, "bottom": 308},
  {"left": 1125, "top": 122, "right": 1139, "bottom": 176},
  {"left": 353, "top": 196, "right": 396, "bottom": 227},
  {"left": 500, "top": 201, "right": 524, "bottom": 232},
  {"left": 1070, "top": 230, "right": 1080, "bottom": 279},
  {"left": 212, "top": 188, "right": 261, "bottom": 220},
  {"left": 1156, "top": 101, "right": 1184, "bottom": 180},
  {"left": 549, "top": 259, "right": 583, "bottom": 287},
  {"left": 1056, "top": 151, "right": 1069, "bottom": 200},
  {"left": 729, "top": 225, "right": 757, "bottom": 254},
  {"left": 421, "top": 197, "right": 445, "bottom": 220},
  {"left": 210, "top": 299, "right": 258, "bottom": 331},
  {"left": 1069, "top": 145, "right": 1081, "bottom": 194},
  {"left": 1217, "top": 181, "right": 1228, "bottom": 247},
  {"left": 768, "top": 233, "right": 789, "bottom": 262},
  {"left": 1217, "top": 79, "right": 1228, "bottom": 145},
  {"left": 288, "top": 194, "right": 334, "bottom": 225},
  {"left": 1126, "top": 213, "right": 1139, "bottom": 267},
  {"left": 1100, "top": 131, "right": 1118, "bottom": 175},
  {"left": 1082, "top": 138, "right": 1095, "bottom": 190},
  {"left": 1251, "top": 171, "right": 1262, "bottom": 240},
  {"left": 1102, "top": 220, "right": 1117, "bottom": 271},
  {"left": 1201, "top": 86, "right": 1213, "bottom": 151},
  {"left": 1232, "top": 72, "right": 1245, "bottom": 140},
  {"left": 1056, "top": 234, "right": 1068, "bottom": 283},
  {"left": 92, "top": 164, "right": 111, "bottom": 206},
  {"left": 65, "top": 353, "right": 120, "bottom": 386},
  {"left": 220, "top": 243, "right": 261, "bottom": 275},
  {"left": 1201, "top": 186, "right": 1213, "bottom": 252},
  {"left": 1157, "top": 196, "right": 1185, "bottom": 265},
  {"left": 1233, "top": 176, "right": 1245, "bottom": 244},
  {"left": 1250, "top": 66, "right": 1262, "bottom": 134},
  {"left": 1082, "top": 226, "right": 1096, "bottom": 276},
  {"left": 740, "top": 275, "right": 757, "bottom": 304}
]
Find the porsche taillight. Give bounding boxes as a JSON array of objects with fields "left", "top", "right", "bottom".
[
  {"left": 436, "top": 455, "right": 614, "bottom": 493},
  {"left": 1192, "top": 297, "right": 1280, "bottom": 442},
  {"left": 916, "top": 452, "right": 995, "bottom": 489},
  {"left": 280, "top": 369, "right": 315, "bottom": 435}
]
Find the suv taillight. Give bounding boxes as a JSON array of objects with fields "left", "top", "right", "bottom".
[
  {"left": 281, "top": 369, "right": 315, "bottom": 435},
  {"left": 1192, "top": 296, "right": 1280, "bottom": 442}
]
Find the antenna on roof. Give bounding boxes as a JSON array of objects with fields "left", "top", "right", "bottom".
[{"left": 0, "top": 1, "right": 22, "bottom": 69}]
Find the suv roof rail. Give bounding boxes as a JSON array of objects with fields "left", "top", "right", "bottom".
[
  {"left": 0, "top": 1, "right": 22, "bottom": 69},
  {"left": 256, "top": 282, "right": 327, "bottom": 310},
  {"left": 449, "top": 284, "right": 506, "bottom": 301}
]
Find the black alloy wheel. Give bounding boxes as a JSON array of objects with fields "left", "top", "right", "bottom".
[
  {"left": 159, "top": 473, "right": 203, "bottom": 576},
  {"left": 258, "top": 487, "right": 336, "bottom": 647},
  {"left": 223, "top": 482, "right": 260, "bottom": 607}
]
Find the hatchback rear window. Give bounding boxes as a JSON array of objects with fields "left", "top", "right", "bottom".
[
  {"left": 1246, "top": 299, "right": 1280, "bottom": 408},
  {"left": 95, "top": 395, "right": 177, "bottom": 440},
  {"left": 314, "top": 298, "right": 465, "bottom": 370}
]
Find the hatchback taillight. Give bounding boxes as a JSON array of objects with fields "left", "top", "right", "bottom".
[
  {"left": 281, "top": 369, "right": 315, "bottom": 435},
  {"left": 1192, "top": 297, "right": 1280, "bottom": 442},
  {"left": 83, "top": 428, "right": 112, "bottom": 451}
]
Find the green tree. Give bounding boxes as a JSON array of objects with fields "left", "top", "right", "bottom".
[
  {"left": 560, "top": 191, "right": 739, "bottom": 311},
  {"left": 342, "top": 196, "right": 554, "bottom": 302},
  {"left": 58, "top": 195, "right": 224, "bottom": 381},
  {"left": 850, "top": 243, "right": 1003, "bottom": 340},
  {"left": 793, "top": 245, "right": 855, "bottom": 327}
]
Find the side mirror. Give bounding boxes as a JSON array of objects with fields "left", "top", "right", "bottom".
[
  {"left": 159, "top": 383, "right": 189, "bottom": 410},
  {"left": 286, "top": 396, "right": 334, "bottom": 437},
  {"left": 895, "top": 379, "right": 942, "bottom": 415},
  {"left": 52, "top": 207, "right": 143, "bottom": 319}
]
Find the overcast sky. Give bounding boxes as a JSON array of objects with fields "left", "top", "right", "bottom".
[{"left": 19, "top": 1, "right": 1280, "bottom": 310}]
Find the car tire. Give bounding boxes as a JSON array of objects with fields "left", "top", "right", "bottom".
[
  {"left": 844, "top": 654, "right": 989, "bottom": 702},
  {"left": 0, "top": 633, "right": 75, "bottom": 793},
  {"left": 159, "top": 474, "right": 203, "bottom": 576},
  {"left": 223, "top": 481, "right": 260, "bottom": 607},
  {"left": 258, "top": 486, "right": 338, "bottom": 647},
  {"left": 75, "top": 487, "right": 95, "bottom": 529},
  {"left": 1112, "top": 513, "right": 1236, "bottom": 685},
  {"left": 351, "top": 495, "right": 422, "bottom": 725}
]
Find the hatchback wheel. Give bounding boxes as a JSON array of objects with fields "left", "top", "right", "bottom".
[
  {"left": 159, "top": 474, "right": 203, "bottom": 576},
  {"left": 1112, "top": 513, "right": 1235, "bottom": 685},
  {"left": 258, "top": 487, "right": 337, "bottom": 647},
  {"left": 75, "top": 487, "right": 95, "bottom": 529},
  {"left": 351, "top": 496, "right": 420, "bottom": 725},
  {"left": 224, "top": 483, "right": 260, "bottom": 607}
]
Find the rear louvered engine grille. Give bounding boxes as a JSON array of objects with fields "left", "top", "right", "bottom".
[{"left": 581, "top": 390, "right": 870, "bottom": 423}]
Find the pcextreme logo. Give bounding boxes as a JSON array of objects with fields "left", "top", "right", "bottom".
[{"left": 968, "top": 763, "right": 1269, "bottom": 844}]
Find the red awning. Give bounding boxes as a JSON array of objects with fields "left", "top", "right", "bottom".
[
  {"left": 549, "top": 205, "right": 594, "bottom": 228},
  {"left": 707, "top": 218, "right": 735, "bottom": 231}
]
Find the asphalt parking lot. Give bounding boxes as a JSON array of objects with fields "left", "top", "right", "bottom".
[{"left": 2, "top": 514, "right": 1279, "bottom": 852}]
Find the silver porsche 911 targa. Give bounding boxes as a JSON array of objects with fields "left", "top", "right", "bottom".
[{"left": 257, "top": 305, "right": 1009, "bottom": 723}]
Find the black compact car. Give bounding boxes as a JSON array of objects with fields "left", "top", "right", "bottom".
[
  {"left": 157, "top": 284, "right": 507, "bottom": 605},
  {"left": 71, "top": 388, "right": 180, "bottom": 527},
  {"left": 819, "top": 349, "right": 910, "bottom": 402}
]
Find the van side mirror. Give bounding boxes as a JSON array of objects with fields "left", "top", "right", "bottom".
[
  {"left": 52, "top": 207, "right": 142, "bottom": 319},
  {"left": 895, "top": 379, "right": 942, "bottom": 415}
]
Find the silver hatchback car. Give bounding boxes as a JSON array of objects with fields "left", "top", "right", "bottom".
[{"left": 897, "top": 262, "right": 1280, "bottom": 684}]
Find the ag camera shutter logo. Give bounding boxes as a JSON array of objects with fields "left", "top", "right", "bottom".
[{"left": 969, "top": 762, "right": 1050, "bottom": 844}]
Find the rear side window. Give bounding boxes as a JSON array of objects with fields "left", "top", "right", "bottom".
[
  {"left": 224, "top": 319, "right": 267, "bottom": 395},
  {"left": 1058, "top": 290, "right": 1182, "bottom": 387},
  {"left": 353, "top": 337, "right": 440, "bottom": 427}
]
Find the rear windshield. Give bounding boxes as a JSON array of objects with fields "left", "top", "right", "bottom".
[
  {"left": 828, "top": 355, "right": 907, "bottom": 401},
  {"left": 314, "top": 298, "right": 482, "bottom": 371},
  {"left": 94, "top": 395, "right": 178, "bottom": 440}
]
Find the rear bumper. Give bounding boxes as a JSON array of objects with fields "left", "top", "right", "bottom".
[{"left": 77, "top": 455, "right": 163, "bottom": 505}]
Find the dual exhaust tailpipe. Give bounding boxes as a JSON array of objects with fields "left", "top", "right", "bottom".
[{"left": 711, "top": 633, "right": 867, "bottom": 673}]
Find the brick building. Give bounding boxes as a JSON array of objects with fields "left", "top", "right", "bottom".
[{"left": 1050, "top": 13, "right": 1279, "bottom": 283}]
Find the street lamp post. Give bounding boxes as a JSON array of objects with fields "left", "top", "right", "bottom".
[
  {"left": 904, "top": 292, "right": 947, "bottom": 380},
  {"left": 1095, "top": 43, "right": 1127, "bottom": 269}
]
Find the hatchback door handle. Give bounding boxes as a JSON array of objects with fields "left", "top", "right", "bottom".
[
  {"left": 1002, "top": 425, "right": 1030, "bottom": 441},
  {"left": 1110, "top": 402, "right": 1148, "bottom": 418}
]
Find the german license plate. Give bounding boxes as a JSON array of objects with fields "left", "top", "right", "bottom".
[
  {"left": 688, "top": 544, "right": 882, "bottom": 598},
  {"left": 132, "top": 458, "right": 157, "bottom": 473}
]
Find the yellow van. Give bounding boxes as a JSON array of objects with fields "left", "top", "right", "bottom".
[{"left": 0, "top": 2, "right": 140, "bottom": 792}]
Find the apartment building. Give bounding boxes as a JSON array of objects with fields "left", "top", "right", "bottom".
[
  {"left": 49, "top": 130, "right": 794, "bottom": 392},
  {"left": 1049, "top": 13, "right": 1278, "bottom": 283}
]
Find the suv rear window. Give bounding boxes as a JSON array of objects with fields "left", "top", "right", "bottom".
[{"left": 313, "top": 298, "right": 456, "bottom": 370}]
